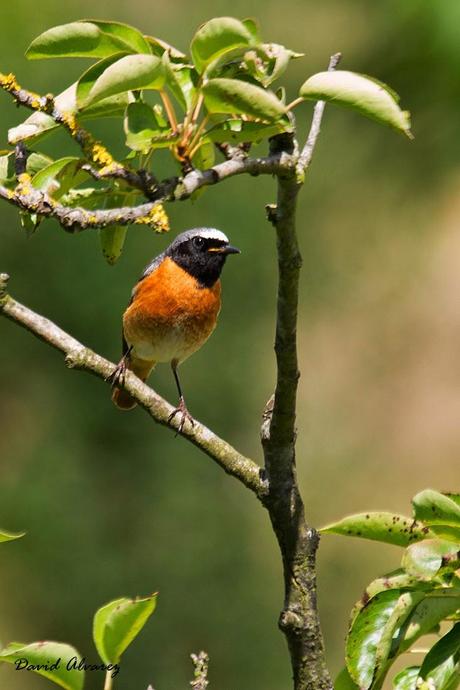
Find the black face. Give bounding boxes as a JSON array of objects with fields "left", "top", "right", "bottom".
[{"left": 167, "top": 235, "right": 240, "bottom": 288}]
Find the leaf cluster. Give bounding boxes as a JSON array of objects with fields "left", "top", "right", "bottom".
[
  {"left": 1, "top": 17, "right": 411, "bottom": 264},
  {"left": 324, "top": 490, "right": 460, "bottom": 690}
]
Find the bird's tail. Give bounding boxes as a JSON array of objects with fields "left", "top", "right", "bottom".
[{"left": 111, "top": 356, "right": 156, "bottom": 411}]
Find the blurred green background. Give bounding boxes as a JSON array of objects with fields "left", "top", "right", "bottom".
[{"left": 1, "top": 1, "right": 459, "bottom": 688}]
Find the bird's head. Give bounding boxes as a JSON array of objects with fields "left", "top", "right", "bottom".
[{"left": 166, "top": 228, "right": 240, "bottom": 287}]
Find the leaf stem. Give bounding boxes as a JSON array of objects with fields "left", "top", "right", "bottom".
[
  {"left": 191, "top": 93, "right": 204, "bottom": 125},
  {"left": 103, "top": 670, "right": 113, "bottom": 690},
  {"left": 188, "top": 115, "right": 210, "bottom": 157},
  {"left": 160, "top": 90, "right": 178, "bottom": 134},
  {"left": 285, "top": 97, "right": 304, "bottom": 112}
]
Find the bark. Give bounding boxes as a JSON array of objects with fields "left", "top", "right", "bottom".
[{"left": 261, "top": 167, "right": 332, "bottom": 690}]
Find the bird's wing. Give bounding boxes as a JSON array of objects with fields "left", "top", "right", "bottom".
[
  {"left": 139, "top": 251, "right": 166, "bottom": 282},
  {"left": 121, "top": 252, "right": 166, "bottom": 356}
]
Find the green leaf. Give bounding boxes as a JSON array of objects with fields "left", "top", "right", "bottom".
[
  {"left": 31, "top": 157, "right": 86, "bottom": 198},
  {"left": 262, "top": 43, "right": 304, "bottom": 86},
  {"left": 207, "top": 118, "right": 291, "bottom": 144},
  {"left": 242, "top": 18, "right": 260, "bottom": 41},
  {"left": 202, "top": 78, "right": 286, "bottom": 120},
  {"left": 191, "top": 17, "right": 255, "bottom": 72},
  {"left": 192, "top": 138, "right": 215, "bottom": 171},
  {"left": 0, "top": 641, "right": 84, "bottom": 690},
  {"left": 321, "top": 512, "right": 432, "bottom": 547},
  {"left": 60, "top": 187, "right": 110, "bottom": 209},
  {"left": 346, "top": 589, "right": 404, "bottom": 689},
  {"left": 445, "top": 494, "right": 460, "bottom": 509},
  {"left": 26, "top": 21, "right": 133, "bottom": 59},
  {"left": 76, "top": 54, "right": 128, "bottom": 108},
  {"left": 413, "top": 490, "right": 460, "bottom": 542},
  {"left": 0, "top": 528, "right": 25, "bottom": 543},
  {"left": 393, "top": 666, "right": 419, "bottom": 690},
  {"left": 124, "top": 102, "right": 173, "bottom": 152},
  {"left": 374, "top": 592, "right": 425, "bottom": 683},
  {"left": 8, "top": 83, "right": 130, "bottom": 144},
  {"left": 99, "top": 227, "right": 128, "bottom": 266},
  {"left": 97, "top": 192, "right": 134, "bottom": 264},
  {"left": 364, "top": 570, "right": 426, "bottom": 601},
  {"left": 145, "top": 36, "right": 186, "bottom": 60},
  {"left": 20, "top": 211, "right": 41, "bottom": 237},
  {"left": 399, "top": 592, "right": 460, "bottom": 653},
  {"left": 335, "top": 667, "right": 360, "bottom": 690},
  {"left": 299, "top": 70, "right": 412, "bottom": 138},
  {"left": 163, "top": 57, "right": 198, "bottom": 110},
  {"left": 350, "top": 569, "right": 430, "bottom": 625},
  {"left": 26, "top": 152, "right": 54, "bottom": 176},
  {"left": 419, "top": 623, "right": 460, "bottom": 690},
  {"left": 87, "top": 20, "right": 151, "bottom": 54},
  {"left": 0, "top": 152, "right": 15, "bottom": 182},
  {"left": 204, "top": 44, "right": 257, "bottom": 80},
  {"left": 93, "top": 594, "right": 157, "bottom": 664},
  {"left": 86, "top": 54, "right": 165, "bottom": 106},
  {"left": 402, "top": 539, "right": 460, "bottom": 580},
  {"left": 203, "top": 41, "right": 302, "bottom": 86}
]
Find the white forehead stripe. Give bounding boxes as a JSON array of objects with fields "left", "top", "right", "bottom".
[{"left": 194, "top": 228, "right": 229, "bottom": 243}]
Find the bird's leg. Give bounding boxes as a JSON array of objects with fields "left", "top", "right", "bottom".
[
  {"left": 168, "top": 361, "right": 195, "bottom": 434},
  {"left": 106, "top": 345, "right": 133, "bottom": 387}
]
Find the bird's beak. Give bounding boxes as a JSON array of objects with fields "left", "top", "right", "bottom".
[{"left": 208, "top": 245, "right": 241, "bottom": 255}]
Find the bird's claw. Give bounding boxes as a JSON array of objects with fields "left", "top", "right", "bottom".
[
  {"left": 106, "top": 357, "right": 127, "bottom": 388},
  {"left": 168, "top": 397, "right": 195, "bottom": 435}
]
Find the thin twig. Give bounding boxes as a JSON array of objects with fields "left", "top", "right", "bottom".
[
  {"left": 296, "top": 53, "right": 342, "bottom": 175},
  {"left": 190, "top": 651, "right": 209, "bottom": 690},
  {"left": 0, "top": 273, "right": 268, "bottom": 499}
]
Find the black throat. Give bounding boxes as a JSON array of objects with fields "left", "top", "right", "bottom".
[{"left": 169, "top": 252, "right": 227, "bottom": 288}]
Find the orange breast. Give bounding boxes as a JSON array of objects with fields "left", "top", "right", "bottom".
[{"left": 123, "top": 257, "right": 221, "bottom": 364}]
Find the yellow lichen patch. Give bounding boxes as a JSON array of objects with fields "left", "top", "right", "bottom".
[
  {"left": 90, "top": 142, "right": 114, "bottom": 168},
  {"left": 0, "top": 72, "right": 20, "bottom": 93},
  {"left": 16, "top": 173, "right": 33, "bottom": 195},
  {"left": 134, "top": 204, "right": 170, "bottom": 233},
  {"left": 60, "top": 112, "right": 79, "bottom": 136}
]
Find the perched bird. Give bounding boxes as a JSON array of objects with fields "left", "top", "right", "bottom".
[{"left": 110, "top": 227, "right": 240, "bottom": 431}]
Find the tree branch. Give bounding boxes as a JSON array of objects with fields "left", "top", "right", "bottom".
[
  {"left": 0, "top": 273, "right": 267, "bottom": 500},
  {"left": 260, "top": 133, "right": 332, "bottom": 688},
  {"left": 0, "top": 71, "right": 157, "bottom": 196},
  {"left": 296, "top": 53, "right": 342, "bottom": 175},
  {"left": 0, "top": 151, "right": 294, "bottom": 232}
]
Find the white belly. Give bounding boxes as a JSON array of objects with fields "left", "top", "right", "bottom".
[{"left": 128, "top": 324, "right": 204, "bottom": 364}]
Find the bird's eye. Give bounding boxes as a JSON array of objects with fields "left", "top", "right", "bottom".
[{"left": 193, "top": 236, "right": 205, "bottom": 249}]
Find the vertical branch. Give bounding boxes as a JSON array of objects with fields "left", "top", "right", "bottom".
[
  {"left": 297, "top": 53, "right": 341, "bottom": 175},
  {"left": 261, "top": 134, "right": 332, "bottom": 689}
]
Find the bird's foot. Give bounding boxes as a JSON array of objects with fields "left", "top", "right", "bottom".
[
  {"left": 106, "top": 357, "right": 128, "bottom": 388},
  {"left": 168, "top": 397, "right": 195, "bottom": 435}
]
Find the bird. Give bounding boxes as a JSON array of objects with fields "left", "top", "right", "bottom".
[{"left": 109, "top": 227, "right": 240, "bottom": 431}]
